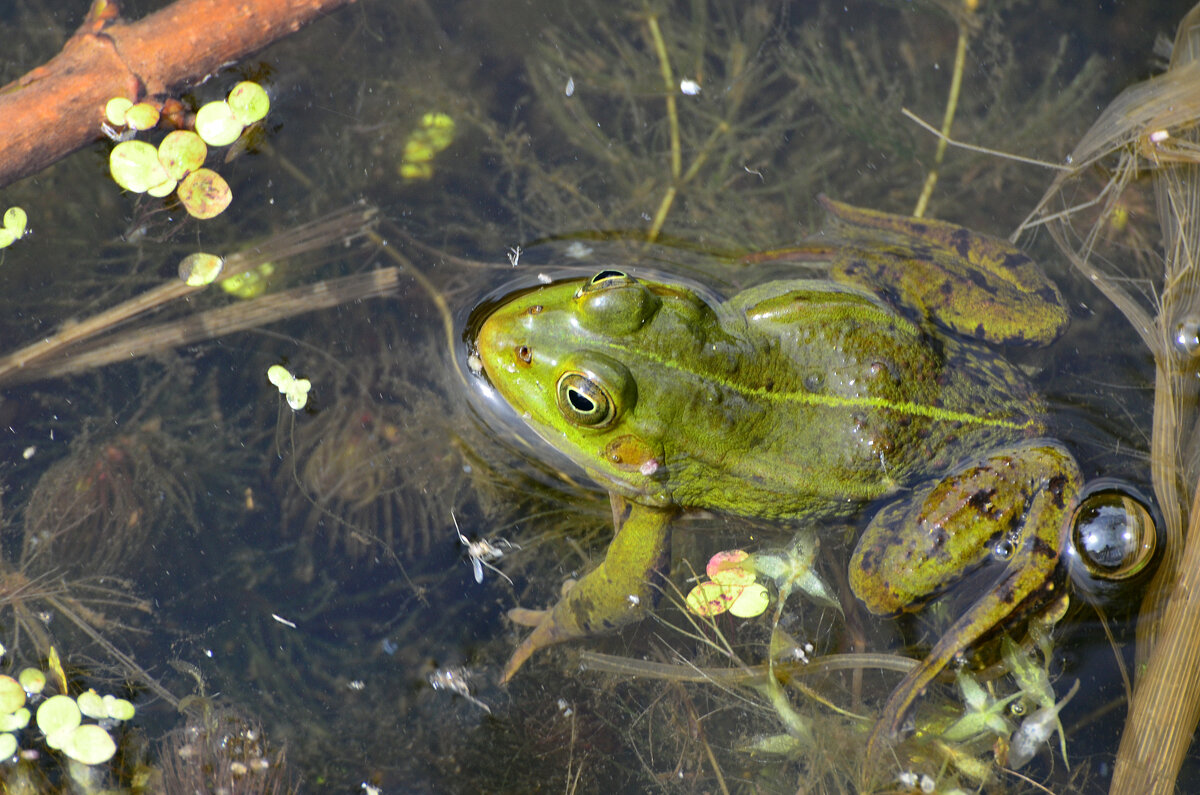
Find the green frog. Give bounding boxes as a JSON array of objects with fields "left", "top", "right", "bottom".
[{"left": 471, "top": 197, "right": 1082, "bottom": 747}]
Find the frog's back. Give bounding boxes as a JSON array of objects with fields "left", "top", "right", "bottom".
[{"left": 654, "top": 279, "right": 1044, "bottom": 520}]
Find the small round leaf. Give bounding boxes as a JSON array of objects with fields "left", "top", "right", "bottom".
[
  {"left": 228, "top": 81, "right": 270, "bottom": 125},
  {"left": 177, "top": 169, "right": 232, "bottom": 219},
  {"left": 179, "top": 252, "right": 224, "bottom": 286},
  {"left": 104, "top": 97, "right": 133, "bottom": 126},
  {"left": 195, "top": 100, "right": 243, "bottom": 147},
  {"left": 63, "top": 724, "right": 116, "bottom": 765},
  {"left": 0, "top": 708, "right": 30, "bottom": 732},
  {"left": 0, "top": 676, "right": 25, "bottom": 714},
  {"left": 18, "top": 668, "right": 45, "bottom": 695},
  {"left": 103, "top": 695, "right": 135, "bottom": 722},
  {"left": 110, "top": 140, "right": 171, "bottom": 194},
  {"left": 157, "top": 130, "right": 207, "bottom": 181},
  {"left": 76, "top": 690, "right": 105, "bottom": 720},
  {"left": 706, "top": 549, "right": 755, "bottom": 586},
  {"left": 0, "top": 733, "right": 15, "bottom": 760},
  {"left": 37, "top": 695, "right": 81, "bottom": 737},
  {"left": 685, "top": 581, "right": 739, "bottom": 617},
  {"left": 124, "top": 102, "right": 160, "bottom": 131},
  {"left": 3, "top": 207, "right": 27, "bottom": 238},
  {"left": 728, "top": 583, "right": 770, "bottom": 618}
]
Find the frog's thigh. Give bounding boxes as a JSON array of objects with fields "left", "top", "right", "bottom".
[
  {"left": 849, "top": 442, "right": 1082, "bottom": 616},
  {"left": 821, "top": 198, "right": 1068, "bottom": 345}
]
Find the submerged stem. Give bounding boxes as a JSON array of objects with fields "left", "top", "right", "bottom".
[{"left": 913, "top": 17, "right": 970, "bottom": 218}]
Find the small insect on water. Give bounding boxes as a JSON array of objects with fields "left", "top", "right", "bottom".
[
  {"left": 452, "top": 510, "right": 518, "bottom": 585},
  {"left": 428, "top": 665, "right": 491, "bottom": 713}
]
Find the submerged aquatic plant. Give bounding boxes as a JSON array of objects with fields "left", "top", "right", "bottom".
[
  {"left": 22, "top": 420, "right": 199, "bottom": 582},
  {"left": 1018, "top": 6, "right": 1200, "bottom": 792},
  {"left": 156, "top": 705, "right": 296, "bottom": 794}
]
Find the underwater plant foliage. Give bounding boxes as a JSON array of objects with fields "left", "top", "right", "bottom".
[{"left": 0, "top": 0, "right": 1191, "bottom": 792}]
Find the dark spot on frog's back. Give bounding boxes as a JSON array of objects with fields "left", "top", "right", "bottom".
[
  {"left": 1001, "top": 252, "right": 1031, "bottom": 271},
  {"left": 1047, "top": 474, "right": 1068, "bottom": 508},
  {"left": 1031, "top": 536, "right": 1057, "bottom": 560},
  {"left": 950, "top": 228, "right": 972, "bottom": 258},
  {"left": 967, "top": 488, "right": 997, "bottom": 515},
  {"left": 856, "top": 545, "right": 880, "bottom": 573}
]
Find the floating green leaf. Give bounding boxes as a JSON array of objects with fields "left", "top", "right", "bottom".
[
  {"left": 0, "top": 708, "right": 29, "bottom": 732},
  {"left": 104, "top": 97, "right": 133, "bottom": 127},
  {"left": 177, "top": 168, "right": 232, "bottom": 219},
  {"left": 76, "top": 690, "right": 105, "bottom": 720},
  {"left": 195, "top": 100, "right": 243, "bottom": 147},
  {"left": 110, "top": 140, "right": 171, "bottom": 194},
  {"left": 4, "top": 207, "right": 27, "bottom": 239},
  {"left": 228, "top": 81, "right": 270, "bottom": 125},
  {"left": 124, "top": 102, "right": 160, "bottom": 131},
  {"left": 267, "top": 365, "right": 311, "bottom": 410},
  {"left": 157, "top": 130, "right": 207, "bottom": 181},
  {"left": 103, "top": 695, "right": 135, "bottom": 722},
  {"left": 728, "top": 582, "right": 770, "bottom": 617},
  {"left": 0, "top": 676, "right": 25, "bottom": 714},
  {"left": 179, "top": 252, "right": 224, "bottom": 286},
  {"left": 63, "top": 724, "right": 116, "bottom": 765},
  {"left": 706, "top": 549, "right": 756, "bottom": 586},
  {"left": 18, "top": 668, "right": 45, "bottom": 695},
  {"left": 0, "top": 733, "right": 15, "bottom": 760},
  {"left": 685, "top": 580, "right": 739, "bottom": 617},
  {"left": 37, "top": 695, "right": 81, "bottom": 744}
]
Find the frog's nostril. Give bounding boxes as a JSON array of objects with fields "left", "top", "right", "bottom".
[{"left": 516, "top": 345, "right": 532, "bottom": 364}]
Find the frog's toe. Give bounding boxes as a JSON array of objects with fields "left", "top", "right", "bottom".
[
  {"left": 501, "top": 609, "right": 577, "bottom": 683},
  {"left": 507, "top": 607, "right": 548, "bottom": 628}
]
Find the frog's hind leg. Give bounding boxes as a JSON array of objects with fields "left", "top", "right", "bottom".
[
  {"left": 500, "top": 499, "right": 674, "bottom": 683},
  {"left": 858, "top": 443, "right": 1083, "bottom": 772}
]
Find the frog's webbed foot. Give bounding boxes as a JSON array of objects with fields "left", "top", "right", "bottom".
[{"left": 500, "top": 501, "right": 674, "bottom": 684}]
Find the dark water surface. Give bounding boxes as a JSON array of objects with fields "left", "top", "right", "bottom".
[{"left": 0, "top": 1, "right": 1195, "bottom": 792}]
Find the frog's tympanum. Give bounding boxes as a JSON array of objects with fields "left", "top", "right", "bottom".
[{"left": 471, "top": 197, "right": 1124, "bottom": 748}]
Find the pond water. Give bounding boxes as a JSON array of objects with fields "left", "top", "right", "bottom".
[{"left": 0, "top": 0, "right": 1197, "bottom": 792}]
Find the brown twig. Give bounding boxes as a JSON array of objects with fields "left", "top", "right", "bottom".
[{"left": 0, "top": 0, "right": 356, "bottom": 189}]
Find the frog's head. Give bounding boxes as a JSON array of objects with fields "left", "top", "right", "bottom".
[{"left": 474, "top": 270, "right": 694, "bottom": 504}]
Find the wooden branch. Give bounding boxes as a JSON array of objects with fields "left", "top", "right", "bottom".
[{"left": 0, "top": 0, "right": 356, "bottom": 189}]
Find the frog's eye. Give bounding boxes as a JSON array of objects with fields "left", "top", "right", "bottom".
[
  {"left": 554, "top": 353, "right": 636, "bottom": 429},
  {"left": 574, "top": 270, "right": 662, "bottom": 334},
  {"left": 1066, "top": 481, "right": 1159, "bottom": 601},
  {"left": 578, "top": 270, "right": 635, "bottom": 293},
  {"left": 557, "top": 373, "right": 614, "bottom": 427}
]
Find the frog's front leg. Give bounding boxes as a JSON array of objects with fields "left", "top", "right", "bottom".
[
  {"left": 500, "top": 497, "right": 675, "bottom": 683},
  {"left": 849, "top": 443, "right": 1083, "bottom": 762}
]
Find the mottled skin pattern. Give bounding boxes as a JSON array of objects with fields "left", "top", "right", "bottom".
[{"left": 473, "top": 199, "right": 1080, "bottom": 759}]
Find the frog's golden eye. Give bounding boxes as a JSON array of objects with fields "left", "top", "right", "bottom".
[
  {"left": 556, "top": 373, "right": 614, "bottom": 427},
  {"left": 1066, "top": 482, "right": 1159, "bottom": 599},
  {"left": 554, "top": 352, "right": 636, "bottom": 430}
]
